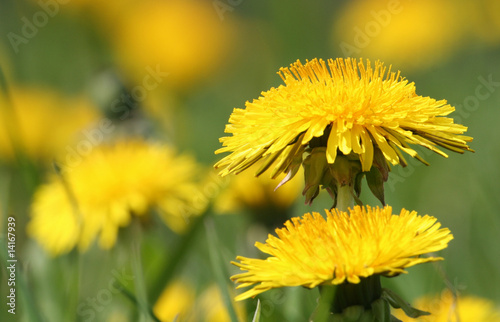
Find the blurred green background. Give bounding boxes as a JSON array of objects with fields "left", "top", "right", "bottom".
[{"left": 1, "top": 0, "right": 499, "bottom": 321}]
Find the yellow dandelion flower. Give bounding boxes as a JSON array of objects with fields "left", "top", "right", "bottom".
[
  {"left": 231, "top": 205, "right": 452, "bottom": 301},
  {"left": 215, "top": 58, "right": 472, "bottom": 204},
  {"left": 28, "top": 140, "right": 205, "bottom": 256},
  {"left": 216, "top": 58, "right": 472, "bottom": 177},
  {"left": 394, "top": 290, "right": 500, "bottom": 322},
  {"left": 0, "top": 87, "right": 98, "bottom": 162}
]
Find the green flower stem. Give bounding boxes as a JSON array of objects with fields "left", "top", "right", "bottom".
[
  {"left": 336, "top": 183, "right": 354, "bottom": 212},
  {"left": 332, "top": 275, "right": 383, "bottom": 314},
  {"left": 148, "top": 208, "right": 210, "bottom": 302}
]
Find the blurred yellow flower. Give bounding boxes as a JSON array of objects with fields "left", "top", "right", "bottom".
[
  {"left": 231, "top": 205, "right": 452, "bottom": 301},
  {"left": 334, "top": 0, "right": 464, "bottom": 70},
  {"left": 214, "top": 165, "right": 303, "bottom": 229},
  {"left": 0, "top": 87, "right": 98, "bottom": 162},
  {"left": 154, "top": 283, "right": 246, "bottom": 322},
  {"left": 153, "top": 280, "right": 195, "bottom": 322},
  {"left": 111, "top": 0, "right": 234, "bottom": 89},
  {"left": 215, "top": 58, "right": 472, "bottom": 181},
  {"left": 214, "top": 166, "right": 302, "bottom": 214},
  {"left": 28, "top": 140, "right": 206, "bottom": 255},
  {"left": 195, "top": 285, "right": 246, "bottom": 322},
  {"left": 394, "top": 290, "right": 500, "bottom": 321}
]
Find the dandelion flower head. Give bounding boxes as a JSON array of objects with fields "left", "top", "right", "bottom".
[
  {"left": 215, "top": 58, "right": 472, "bottom": 186},
  {"left": 231, "top": 205, "right": 453, "bottom": 301},
  {"left": 28, "top": 140, "right": 205, "bottom": 255},
  {"left": 0, "top": 87, "right": 98, "bottom": 162}
]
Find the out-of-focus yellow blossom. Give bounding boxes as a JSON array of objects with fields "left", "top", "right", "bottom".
[
  {"left": 0, "top": 87, "right": 98, "bottom": 162},
  {"left": 154, "top": 280, "right": 196, "bottom": 322},
  {"left": 334, "top": 0, "right": 464, "bottom": 70},
  {"left": 195, "top": 285, "right": 246, "bottom": 322},
  {"left": 111, "top": 0, "right": 234, "bottom": 89},
  {"left": 394, "top": 290, "right": 500, "bottom": 321},
  {"left": 28, "top": 140, "right": 206, "bottom": 256},
  {"left": 154, "top": 283, "right": 246, "bottom": 322},
  {"left": 215, "top": 166, "right": 302, "bottom": 215}
]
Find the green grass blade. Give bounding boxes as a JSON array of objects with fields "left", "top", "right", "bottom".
[
  {"left": 0, "top": 66, "right": 10, "bottom": 97},
  {"left": 130, "top": 232, "right": 160, "bottom": 322},
  {"left": 148, "top": 209, "right": 209, "bottom": 303},
  {"left": 205, "top": 218, "right": 239, "bottom": 322},
  {"left": 252, "top": 299, "right": 261, "bottom": 322}
]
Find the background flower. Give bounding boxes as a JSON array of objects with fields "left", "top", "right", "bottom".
[
  {"left": 28, "top": 140, "right": 205, "bottom": 255},
  {"left": 333, "top": 0, "right": 464, "bottom": 71},
  {"left": 0, "top": 86, "right": 98, "bottom": 162},
  {"left": 214, "top": 164, "right": 303, "bottom": 229},
  {"left": 154, "top": 282, "right": 246, "bottom": 322},
  {"left": 393, "top": 290, "right": 500, "bottom": 321},
  {"left": 153, "top": 280, "right": 195, "bottom": 321},
  {"left": 110, "top": 0, "right": 235, "bottom": 90},
  {"left": 465, "top": 0, "right": 500, "bottom": 47}
]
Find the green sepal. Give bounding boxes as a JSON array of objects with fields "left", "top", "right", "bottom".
[
  {"left": 332, "top": 305, "right": 365, "bottom": 322},
  {"left": 381, "top": 288, "right": 430, "bottom": 318},
  {"left": 371, "top": 298, "right": 391, "bottom": 322},
  {"left": 329, "top": 154, "right": 353, "bottom": 186},
  {"left": 330, "top": 305, "right": 382, "bottom": 322},
  {"left": 358, "top": 310, "right": 376, "bottom": 322},
  {"left": 329, "top": 298, "right": 396, "bottom": 322},
  {"left": 372, "top": 146, "right": 390, "bottom": 181},
  {"left": 353, "top": 172, "right": 365, "bottom": 199},
  {"left": 352, "top": 191, "right": 363, "bottom": 206},
  {"left": 302, "top": 147, "right": 328, "bottom": 205},
  {"left": 366, "top": 166, "right": 385, "bottom": 206}
]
